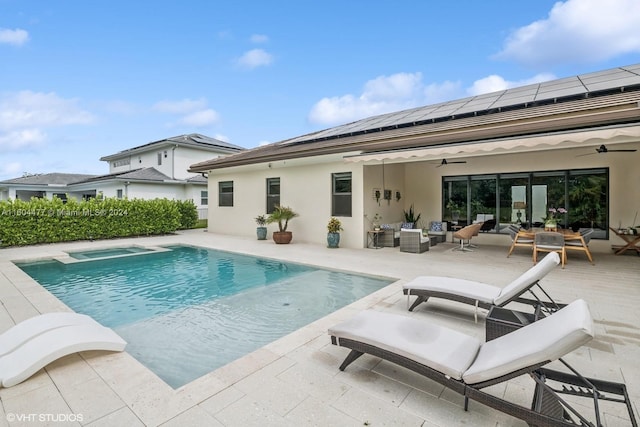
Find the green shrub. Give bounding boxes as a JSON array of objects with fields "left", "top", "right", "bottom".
[
  {"left": 0, "top": 197, "right": 184, "bottom": 247},
  {"left": 175, "top": 199, "right": 198, "bottom": 229}
]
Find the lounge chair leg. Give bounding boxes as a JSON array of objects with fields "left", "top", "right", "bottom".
[
  {"left": 339, "top": 350, "right": 364, "bottom": 371},
  {"left": 464, "top": 396, "right": 469, "bottom": 411},
  {"left": 474, "top": 300, "right": 478, "bottom": 324},
  {"left": 408, "top": 296, "right": 428, "bottom": 312}
]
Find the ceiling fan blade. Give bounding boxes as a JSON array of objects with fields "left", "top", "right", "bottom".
[
  {"left": 436, "top": 159, "right": 467, "bottom": 167},
  {"left": 596, "top": 144, "right": 637, "bottom": 153}
]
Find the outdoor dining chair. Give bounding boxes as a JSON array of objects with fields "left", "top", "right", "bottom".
[
  {"left": 533, "top": 231, "right": 566, "bottom": 268},
  {"left": 564, "top": 228, "right": 595, "bottom": 265},
  {"left": 506, "top": 224, "right": 534, "bottom": 257}
]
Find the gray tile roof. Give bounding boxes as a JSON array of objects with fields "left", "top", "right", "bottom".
[
  {"left": 76, "top": 167, "right": 172, "bottom": 183},
  {"left": 0, "top": 173, "right": 98, "bottom": 185},
  {"left": 100, "top": 133, "right": 245, "bottom": 161}
]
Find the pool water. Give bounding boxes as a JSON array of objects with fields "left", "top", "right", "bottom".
[{"left": 16, "top": 245, "right": 392, "bottom": 388}]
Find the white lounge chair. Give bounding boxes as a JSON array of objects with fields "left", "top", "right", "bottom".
[
  {"left": 329, "top": 300, "right": 638, "bottom": 426},
  {"left": 0, "top": 312, "right": 97, "bottom": 357},
  {"left": 0, "top": 317, "right": 126, "bottom": 387},
  {"left": 402, "top": 252, "right": 561, "bottom": 320}
]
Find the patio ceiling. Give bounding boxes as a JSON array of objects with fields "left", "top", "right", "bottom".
[{"left": 343, "top": 123, "right": 640, "bottom": 164}]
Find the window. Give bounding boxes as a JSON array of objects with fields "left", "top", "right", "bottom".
[
  {"left": 113, "top": 159, "right": 130, "bottom": 167},
  {"left": 266, "top": 177, "right": 280, "bottom": 214},
  {"left": 116, "top": 189, "right": 123, "bottom": 199},
  {"left": 200, "top": 190, "right": 208, "bottom": 206},
  {"left": 442, "top": 168, "right": 609, "bottom": 238},
  {"left": 332, "top": 172, "right": 352, "bottom": 216},
  {"left": 157, "top": 152, "right": 162, "bottom": 165},
  {"left": 218, "top": 181, "right": 233, "bottom": 207}
]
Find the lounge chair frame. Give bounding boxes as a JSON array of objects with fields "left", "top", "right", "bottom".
[{"left": 331, "top": 337, "right": 638, "bottom": 427}]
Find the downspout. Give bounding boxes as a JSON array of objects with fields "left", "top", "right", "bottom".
[
  {"left": 171, "top": 144, "right": 178, "bottom": 179},
  {"left": 124, "top": 181, "right": 130, "bottom": 198}
]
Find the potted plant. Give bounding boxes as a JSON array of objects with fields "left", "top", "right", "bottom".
[
  {"left": 327, "top": 217, "right": 343, "bottom": 248},
  {"left": 266, "top": 205, "right": 299, "bottom": 244},
  {"left": 255, "top": 215, "right": 267, "bottom": 240},
  {"left": 372, "top": 213, "right": 382, "bottom": 230},
  {"left": 403, "top": 204, "right": 421, "bottom": 228}
]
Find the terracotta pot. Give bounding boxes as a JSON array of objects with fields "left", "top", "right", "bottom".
[{"left": 273, "top": 231, "right": 293, "bottom": 244}]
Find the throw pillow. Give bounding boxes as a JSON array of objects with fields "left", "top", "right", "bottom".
[
  {"left": 381, "top": 224, "right": 392, "bottom": 230},
  {"left": 401, "top": 222, "right": 414, "bottom": 229},
  {"left": 430, "top": 221, "right": 443, "bottom": 232}
]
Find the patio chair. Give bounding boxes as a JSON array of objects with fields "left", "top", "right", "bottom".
[
  {"left": 402, "top": 251, "right": 561, "bottom": 320},
  {"left": 534, "top": 231, "right": 566, "bottom": 269},
  {"left": 506, "top": 224, "right": 534, "bottom": 257},
  {"left": 564, "top": 228, "right": 595, "bottom": 265},
  {"left": 452, "top": 223, "right": 481, "bottom": 252},
  {"left": 329, "top": 299, "right": 638, "bottom": 427},
  {"left": 400, "top": 229, "right": 429, "bottom": 253}
]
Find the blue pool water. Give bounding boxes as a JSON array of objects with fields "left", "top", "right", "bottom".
[{"left": 16, "top": 245, "right": 392, "bottom": 388}]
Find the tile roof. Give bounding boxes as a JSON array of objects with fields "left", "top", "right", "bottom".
[
  {"left": 0, "top": 173, "right": 98, "bottom": 185},
  {"left": 100, "top": 133, "right": 245, "bottom": 161}
]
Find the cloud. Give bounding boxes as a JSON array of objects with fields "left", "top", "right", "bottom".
[
  {"left": 153, "top": 98, "right": 220, "bottom": 128},
  {"left": 308, "top": 72, "right": 427, "bottom": 125},
  {"left": 236, "top": 48, "right": 273, "bottom": 69},
  {"left": 214, "top": 133, "right": 230, "bottom": 142},
  {"left": 308, "top": 71, "right": 558, "bottom": 126},
  {"left": 467, "top": 73, "right": 556, "bottom": 95},
  {"left": 178, "top": 109, "right": 220, "bottom": 127},
  {"left": 495, "top": 0, "right": 640, "bottom": 66},
  {"left": 152, "top": 98, "right": 208, "bottom": 114},
  {"left": 0, "top": 161, "right": 23, "bottom": 177},
  {"left": 250, "top": 34, "right": 269, "bottom": 43},
  {"left": 0, "top": 91, "right": 94, "bottom": 151},
  {"left": 0, "top": 28, "right": 29, "bottom": 46}
]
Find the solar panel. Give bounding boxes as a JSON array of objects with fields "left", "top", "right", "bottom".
[{"left": 290, "top": 64, "right": 640, "bottom": 144}]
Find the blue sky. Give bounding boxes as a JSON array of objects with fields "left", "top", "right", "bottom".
[{"left": 2, "top": 0, "right": 640, "bottom": 180}]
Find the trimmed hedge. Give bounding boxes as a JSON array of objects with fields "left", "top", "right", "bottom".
[{"left": 0, "top": 197, "right": 195, "bottom": 247}]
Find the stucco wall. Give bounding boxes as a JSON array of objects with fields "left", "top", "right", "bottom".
[{"left": 206, "top": 158, "right": 365, "bottom": 248}]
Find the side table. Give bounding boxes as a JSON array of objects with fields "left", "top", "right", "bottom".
[
  {"left": 485, "top": 306, "right": 539, "bottom": 341},
  {"left": 367, "top": 230, "right": 384, "bottom": 249}
]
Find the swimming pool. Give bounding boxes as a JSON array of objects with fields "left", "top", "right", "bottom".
[{"left": 16, "top": 245, "right": 393, "bottom": 388}]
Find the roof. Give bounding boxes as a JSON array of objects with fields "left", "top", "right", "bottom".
[
  {"left": 189, "top": 63, "right": 640, "bottom": 172},
  {"left": 76, "top": 167, "right": 174, "bottom": 184},
  {"left": 100, "top": 133, "right": 245, "bottom": 161},
  {"left": 0, "top": 173, "right": 98, "bottom": 186}
]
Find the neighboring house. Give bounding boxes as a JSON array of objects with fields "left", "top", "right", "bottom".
[
  {"left": 189, "top": 64, "right": 640, "bottom": 251},
  {"left": 0, "top": 134, "right": 245, "bottom": 218}
]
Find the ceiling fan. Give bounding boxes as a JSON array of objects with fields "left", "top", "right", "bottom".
[
  {"left": 436, "top": 159, "right": 467, "bottom": 167},
  {"left": 579, "top": 144, "right": 637, "bottom": 156}
]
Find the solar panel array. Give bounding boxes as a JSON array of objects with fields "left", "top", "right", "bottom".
[{"left": 285, "top": 64, "right": 640, "bottom": 145}]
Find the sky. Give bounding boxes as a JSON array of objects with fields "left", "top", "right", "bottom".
[{"left": 2, "top": 0, "right": 640, "bottom": 181}]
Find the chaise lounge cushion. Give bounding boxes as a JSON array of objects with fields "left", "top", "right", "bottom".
[
  {"left": 404, "top": 277, "right": 501, "bottom": 305},
  {"left": 329, "top": 310, "right": 481, "bottom": 380},
  {"left": 462, "top": 299, "right": 593, "bottom": 384}
]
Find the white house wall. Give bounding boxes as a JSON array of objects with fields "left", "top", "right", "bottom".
[
  {"left": 173, "top": 147, "right": 220, "bottom": 180},
  {"left": 207, "top": 158, "right": 365, "bottom": 248}
]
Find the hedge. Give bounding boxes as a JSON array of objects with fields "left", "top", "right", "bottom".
[{"left": 0, "top": 197, "right": 196, "bottom": 247}]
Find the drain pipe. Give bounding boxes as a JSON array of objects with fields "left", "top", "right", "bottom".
[{"left": 171, "top": 144, "right": 178, "bottom": 179}]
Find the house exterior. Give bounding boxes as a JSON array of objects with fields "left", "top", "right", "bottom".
[
  {"left": 0, "top": 134, "right": 245, "bottom": 217},
  {"left": 189, "top": 64, "right": 640, "bottom": 252}
]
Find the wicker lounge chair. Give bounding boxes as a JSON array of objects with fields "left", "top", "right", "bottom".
[
  {"left": 452, "top": 223, "right": 482, "bottom": 251},
  {"left": 329, "top": 300, "right": 638, "bottom": 426},
  {"left": 402, "top": 252, "right": 561, "bottom": 319},
  {"left": 400, "top": 229, "right": 429, "bottom": 253}
]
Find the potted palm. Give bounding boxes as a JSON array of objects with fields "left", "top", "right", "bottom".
[
  {"left": 327, "top": 217, "right": 343, "bottom": 248},
  {"left": 266, "top": 205, "right": 299, "bottom": 244},
  {"left": 255, "top": 215, "right": 267, "bottom": 240}
]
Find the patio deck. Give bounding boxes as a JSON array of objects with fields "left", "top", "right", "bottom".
[{"left": 0, "top": 230, "right": 638, "bottom": 426}]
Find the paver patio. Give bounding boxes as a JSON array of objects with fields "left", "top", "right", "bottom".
[{"left": 0, "top": 230, "right": 638, "bottom": 426}]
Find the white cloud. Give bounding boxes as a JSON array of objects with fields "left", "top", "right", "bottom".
[
  {"left": 0, "top": 28, "right": 29, "bottom": 46},
  {"left": 0, "top": 91, "right": 94, "bottom": 151},
  {"left": 250, "top": 34, "right": 269, "bottom": 43},
  {"left": 179, "top": 109, "right": 220, "bottom": 127},
  {"left": 236, "top": 49, "right": 273, "bottom": 69},
  {"left": 495, "top": 0, "right": 640, "bottom": 66},
  {"left": 309, "top": 72, "right": 427, "bottom": 125},
  {"left": 152, "top": 98, "right": 208, "bottom": 114},
  {"left": 0, "top": 129, "right": 47, "bottom": 150},
  {"left": 467, "top": 73, "right": 556, "bottom": 95},
  {"left": 309, "top": 71, "right": 559, "bottom": 126},
  {"left": 214, "top": 133, "right": 230, "bottom": 142}
]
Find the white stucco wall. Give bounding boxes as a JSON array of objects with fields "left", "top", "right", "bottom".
[{"left": 206, "top": 156, "right": 365, "bottom": 248}]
